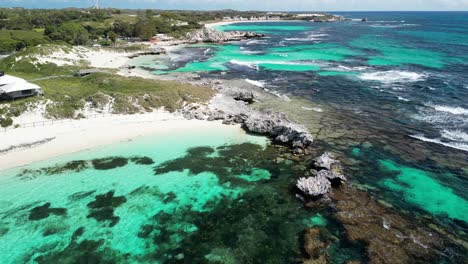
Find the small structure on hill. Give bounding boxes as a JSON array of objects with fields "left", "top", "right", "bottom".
[{"left": 0, "top": 73, "right": 43, "bottom": 100}]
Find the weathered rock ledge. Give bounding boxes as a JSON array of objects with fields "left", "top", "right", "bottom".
[
  {"left": 186, "top": 27, "right": 265, "bottom": 43},
  {"left": 182, "top": 104, "right": 313, "bottom": 155}
]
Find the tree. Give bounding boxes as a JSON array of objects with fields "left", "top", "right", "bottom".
[
  {"left": 46, "top": 22, "right": 89, "bottom": 45},
  {"left": 109, "top": 31, "right": 117, "bottom": 47},
  {"left": 133, "top": 19, "right": 155, "bottom": 40}
]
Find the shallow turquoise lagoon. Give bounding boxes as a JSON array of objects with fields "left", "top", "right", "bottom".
[{"left": 0, "top": 126, "right": 273, "bottom": 263}]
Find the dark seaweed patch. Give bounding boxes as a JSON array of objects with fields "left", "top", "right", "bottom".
[
  {"left": 0, "top": 227, "right": 8, "bottom": 237},
  {"left": 72, "top": 227, "right": 85, "bottom": 241},
  {"left": 154, "top": 143, "right": 275, "bottom": 185},
  {"left": 29, "top": 203, "right": 67, "bottom": 221},
  {"left": 87, "top": 191, "right": 127, "bottom": 227},
  {"left": 42, "top": 228, "right": 59, "bottom": 237},
  {"left": 17, "top": 156, "right": 155, "bottom": 178},
  {"left": 163, "top": 192, "right": 177, "bottom": 204},
  {"left": 130, "top": 156, "right": 155, "bottom": 165},
  {"left": 44, "top": 160, "right": 88, "bottom": 174},
  {"left": 187, "top": 146, "right": 215, "bottom": 156},
  {"left": 68, "top": 190, "right": 96, "bottom": 202},
  {"left": 92, "top": 157, "right": 128, "bottom": 170},
  {"left": 34, "top": 239, "right": 117, "bottom": 264}
]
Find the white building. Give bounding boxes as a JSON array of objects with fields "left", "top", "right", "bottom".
[{"left": 0, "top": 73, "right": 43, "bottom": 100}]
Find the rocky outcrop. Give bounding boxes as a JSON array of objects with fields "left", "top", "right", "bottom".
[
  {"left": 296, "top": 152, "right": 347, "bottom": 199},
  {"left": 127, "top": 48, "right": 166, "bottom": 59},
  {"left": 296, "top": 176, "right": 331, "bottom": 197},
  {"left": 183, "top": 105, "right": 314, "bottom": 152},
  {"left": 232, "top": 91, "right": 256, "bottom": 104},
  {"left": 186, "top": 27, "right": 265, "bottom": 43}
]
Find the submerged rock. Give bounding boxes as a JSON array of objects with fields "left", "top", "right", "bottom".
[
  {"left": 303, "top": 227, "right": 329, "bottom": 263},
  {"left": 331, "top": 185, "right": 449, "bottom": 264}
]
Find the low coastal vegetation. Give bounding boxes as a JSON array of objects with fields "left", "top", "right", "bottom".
[
  {"left": 0, "top": 8, "right": 343, "bottom": 53},
  {"left": 0, "top": 8, "right": 278, "bottom": 52},
  {"left": 0, "top": 46, "right": 214, "bottom": 126}
]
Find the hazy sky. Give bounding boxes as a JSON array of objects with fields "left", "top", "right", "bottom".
[{"left": 1, "top": 0, "right": 468, "bottom": 11}]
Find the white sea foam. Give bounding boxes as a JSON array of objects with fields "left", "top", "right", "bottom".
[
  {"left": 230, "top": 60, "right": 257, "bottom": 69},
  {"left": 359, "top": 71, "right": 426, "bottom": 84},
  {"left": 302, "top": 106, "right": 323, "bottom": 112},
  {"left": 398, "top": 96, "right": 410, "bottom": 102},
  {"left": 272, "top": 92, "right": 291, "bottom": 101},
  {"left": 245, "top": 79, "right": 266, "bottom": 88},
  {"left": 411, "top": 135, "right": 468, "bottom": 152},
  {"left": 246, "top": 40, "right": 268, "bottom": 45},
  {"left": 431, "top": 105, "right": 468, "bottom": 115},
  {"left": 285, "top": 33, "right": 328, "bottom": 42},
  {"left": 203, "top": 48, "right": 212, "bottom": 55},
  {"left": 442, "top": 129, "right": 468, "bottom": 142},
  {"left": 241, "top": 50, "right": 264, "bottom": 55},
  {"left": 370, "top": 23, "right": 419, "bottom": 28}
]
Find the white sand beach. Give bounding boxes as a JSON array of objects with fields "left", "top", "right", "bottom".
[{"left": 0, "top": 112, "right": 234, "bottom": 171}]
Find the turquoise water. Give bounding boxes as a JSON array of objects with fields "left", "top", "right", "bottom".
[
  {"left": 379, "top": 159, "right": 468, "bottom": 222},
  {"left": 2, "top": 13, "right": 468, "bottom": 263},
  {"left": 1, "top": 126, "right": 363, "bottom": 263},
  {"left": 129, "top": 14, "right": 468, "bottom": 261},
  {"left": 152, "top": 43, "right": 359, "bottom": 74},
  {"left": 0, "top": 126, "right": 272, "bottom": 263},
  {"left": 214, "top": 24, "right": 311, "bottom": 34}
]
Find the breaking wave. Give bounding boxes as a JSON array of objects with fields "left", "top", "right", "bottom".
[
  {"left": 245, "top": 79, "right": 266, "bottom": 88},
  {"left": 411, "top": 134, "right": 468, "bottom": 152},
  {"left": 431, "top": 105, "right": 468, "bottom": 115},
  {"left": 359, "top": 71, "right": 427, "bottom": 84}
]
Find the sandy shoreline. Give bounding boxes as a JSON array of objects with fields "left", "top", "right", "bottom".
[
  {"left": 0, "top": 111, "right": 235, "bottom": 171},
  {"left": 0, "top": 24, "right": 275, "bottom": 171}
]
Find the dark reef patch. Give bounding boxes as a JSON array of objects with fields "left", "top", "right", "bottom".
[
  {"left": 87, "top": 191, "right": 127, "bottom": 227},
  {"left": 154, "top": 143, "right": 278, "bottom": 185},
  {"left": 92, "top": 157, "right": 128, "bottom": 170},
  {"left": 29, "top": 203, "right": 67, "bottom": 221},
  {"left": 17, "top": 155, "right": 155, "bottom": 178},
  {"left": 68, "top": 190, "right": 96, "bottom": 202},
  {"left": 0, "top": 226, "right": 9, "bottom": 237},
  {"left": 130, "top": 156, "right": 155, "bottom": 165},
  {"left": 34, "top": 239, "right": 117, "bottom": 264}
]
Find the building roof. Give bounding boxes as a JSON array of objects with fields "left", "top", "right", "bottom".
[{"left": 0, "top": 75, "right": 41, "bottom": 94}]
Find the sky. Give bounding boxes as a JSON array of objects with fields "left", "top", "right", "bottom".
[{"left": 1, "top": 0, "right": 468, "bottom": 11}]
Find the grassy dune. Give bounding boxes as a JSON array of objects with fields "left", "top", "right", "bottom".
[
  {"left": 0, "top": 47, "right": 214, "bottom": 126},
  {"left": 0, "top": 30, "right": 50, "bottom": 53}
]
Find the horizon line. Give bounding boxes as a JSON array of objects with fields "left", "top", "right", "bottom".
[{"left": 1, "top": 7, "right": 468, "bottom": 12}]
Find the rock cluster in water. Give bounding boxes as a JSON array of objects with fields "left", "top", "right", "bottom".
[
  {"left": 296, "top": 152, "right": 347, "bottom": 198},
  {"left": 186, "top": 27, "right": 265, "bottom": 43},
  {"left": 181, "top": 80, "right": 314, "bottom": 154},
  {"left": 183, "top": 106, "right": 313, "bottom": 154}
]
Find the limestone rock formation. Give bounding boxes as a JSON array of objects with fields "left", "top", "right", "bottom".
[
  {"left": 186, "top": 27, "right": 265, "bottom": 43},
  {"left": 296, "top": 152, "right": 347, "bottom": 199},
  {"left": 296, "top": 176, "right": 331, "bottom": 197}
]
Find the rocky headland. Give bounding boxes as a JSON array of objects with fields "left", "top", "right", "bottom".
[{"left": 186, "top": 27, "right": 265, "bottom": 43}]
